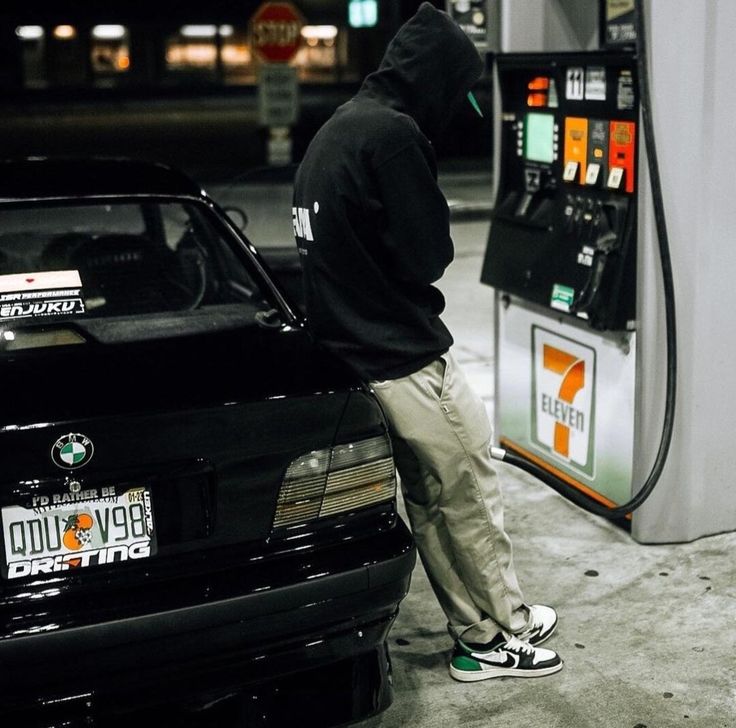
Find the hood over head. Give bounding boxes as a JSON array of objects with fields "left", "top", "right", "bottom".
[{"left": 358, "top": 2, "right": 484, "bottom": 140}]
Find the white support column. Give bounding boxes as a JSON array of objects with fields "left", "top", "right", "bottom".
[{"left": 633, "top": 0, "right": 736, "bottom": 542}]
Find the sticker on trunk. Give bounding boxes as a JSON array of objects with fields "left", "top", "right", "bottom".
[{"left": 0, "top": 270, "right": 85, "bottom": 321}]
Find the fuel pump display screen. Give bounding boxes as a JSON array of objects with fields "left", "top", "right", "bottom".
[{"left": 524, "top": 112, "right": 555, "bottom": 163}]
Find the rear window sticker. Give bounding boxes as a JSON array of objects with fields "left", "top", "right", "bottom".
[
  {"left": 0, "top": 270, "right": 81, "bottom": 293},
  {"left": 0, "top": 270, "right": 86, "bottom": 321}
]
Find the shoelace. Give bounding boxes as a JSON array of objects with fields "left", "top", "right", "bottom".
[
  {"left": 525, "top": 605, "right": 544, "bottom": 630},
  {"left": 504, "top": 635, "right": 535, "bottom": 655}
]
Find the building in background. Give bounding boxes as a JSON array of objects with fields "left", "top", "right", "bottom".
[
  {"left": 0, "top": 1, "right": 491, "bottom": 175},
  {"left": 2, "top": 0, "right": 405, "bottom": 93}
]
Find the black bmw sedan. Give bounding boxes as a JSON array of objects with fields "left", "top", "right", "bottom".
[{"left": 0, "top": 158, "right": 415, "bottom": 727}]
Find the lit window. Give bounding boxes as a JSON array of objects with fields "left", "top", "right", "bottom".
[
  {"left": 166, "top": 44, "right": 217, "bottom": 69},
  {"left": 91, "top": 25, "right": 131, "bottom": 80},
  {"left": 166, "top": 27, "right": 217, "bottom": 74},
  {"left": 221, "top": 26, "right": 255, "bottom": 85},
  {"left": 294, "top": 25, "right": 342, "bottom": 82},
  {"left": 165, "top": 25, "right": 249, "bottom": 81}
]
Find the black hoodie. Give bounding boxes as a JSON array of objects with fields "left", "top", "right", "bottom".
[{"left": 292, "top": 2, "right": 483, "bottom": 381}]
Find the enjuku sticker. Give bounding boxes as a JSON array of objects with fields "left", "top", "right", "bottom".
[{"left": 0, "top": 270, "right": 85, "bottom": 321}]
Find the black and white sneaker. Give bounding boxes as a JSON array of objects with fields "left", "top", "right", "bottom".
[
  {"left": 517, "top": 604, "right": 559, "bottom": 646},
  {"left": 449, "top": 633, "right": 563, "bottom": 682}
]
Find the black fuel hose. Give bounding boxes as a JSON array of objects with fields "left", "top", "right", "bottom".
[{"left": 494, "top": 0, "right": 677, "bottom": 521}]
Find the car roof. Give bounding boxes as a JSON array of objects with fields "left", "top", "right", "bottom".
[{"left": 0, "top": 158, "right": 205, "bottom": 202}]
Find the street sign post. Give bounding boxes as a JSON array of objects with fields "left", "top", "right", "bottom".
[{"left": 250, "top": 2, "right": 304, "bottom": 164}]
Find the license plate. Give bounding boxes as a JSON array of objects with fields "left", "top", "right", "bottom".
[{"left": 1, "top": 486, "right": 156, "bottom": 580}]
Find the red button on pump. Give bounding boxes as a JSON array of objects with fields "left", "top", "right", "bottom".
[{"left": 608, "top": 121, "right": 636, "bottom": 193}]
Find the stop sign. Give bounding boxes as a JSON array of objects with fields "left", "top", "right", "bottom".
[{"left": 250, "top": 2, "right": 305, "bottom": 63}]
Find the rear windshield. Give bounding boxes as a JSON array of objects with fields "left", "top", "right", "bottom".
[{"left": 0, "top": 199, "right": 270, "bottom": 350}]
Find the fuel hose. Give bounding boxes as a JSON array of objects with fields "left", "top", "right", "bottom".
[{"left": 493, "top": 0, "right": 677, "bottom": 521}]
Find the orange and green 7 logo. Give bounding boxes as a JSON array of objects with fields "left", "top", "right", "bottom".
[{"left": 543, "top": 344, "right": 585, "bottom": 458}]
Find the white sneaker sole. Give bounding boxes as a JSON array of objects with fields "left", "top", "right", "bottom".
[{"left": 449, "top": 660, "right": 563, "bottom": 682}]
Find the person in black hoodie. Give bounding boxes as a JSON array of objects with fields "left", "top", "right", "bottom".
[{"left": 293, "top": 2, "right": 563, "bottom": 681}]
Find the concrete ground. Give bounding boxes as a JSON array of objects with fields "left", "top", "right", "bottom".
[{"left": 208, "top": 171, "right": 736, "bottom": 728}]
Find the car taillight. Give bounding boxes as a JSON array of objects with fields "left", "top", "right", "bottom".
[{"left": 273, "top": 434, "right": 396, "bottom": 529}]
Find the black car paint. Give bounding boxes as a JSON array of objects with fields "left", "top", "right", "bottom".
[
  {"left": 0, "top": 159, "right": 416, "bottom": 726},
  {"left": 0, "top": 158, "right": 205, "bottom": 201}
]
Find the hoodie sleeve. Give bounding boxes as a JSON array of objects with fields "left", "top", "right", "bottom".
[{"left": 373, "top": 140, "right": 454, "bottom": 285}]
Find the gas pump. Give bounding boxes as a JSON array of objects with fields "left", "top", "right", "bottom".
[
  {"left": 479, "top": 0, "right": 683, "bottom": 538},
  {"left": 477, "top": 0, "right": 736, "bottom": 545},
  {"left": 482, "top": 49, "right": 645, "bottom": 521}
]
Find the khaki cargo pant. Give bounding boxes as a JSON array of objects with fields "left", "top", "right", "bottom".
[{"left": 370, "top": 350, "right": 531, "bottom": 643}]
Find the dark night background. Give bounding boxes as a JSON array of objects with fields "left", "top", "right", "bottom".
[{"left": 0, "top": 0, "right": 493, "bottom": 183}]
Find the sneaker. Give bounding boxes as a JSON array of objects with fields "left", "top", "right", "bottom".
[
  {"left": 449, "top": 633, "right": 563, "bottom": 682},
  {"left": 517, "top": 604, "right": 558, "bottom": 646}
]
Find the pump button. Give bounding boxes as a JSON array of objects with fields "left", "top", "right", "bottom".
[
  {"left": 585, "top": 163, "right": 601, "bottom": 186},
  {"left": 607, "top": 166, "right": 625, "bottom": 189},
  {"left": 563, "top": 161, "right": 579, "bottom": 182}
]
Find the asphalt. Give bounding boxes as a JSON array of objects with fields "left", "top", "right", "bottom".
[{"left": 209, "top": 171, "right": 736, "bottom": 728}]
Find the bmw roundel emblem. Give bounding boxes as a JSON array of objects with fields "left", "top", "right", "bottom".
[{"left": 51, "top": 433, "right": 94, "bottom": 470}]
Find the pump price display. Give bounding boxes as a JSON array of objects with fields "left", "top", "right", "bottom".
[{"left": 1, "top": 486, "right": 156, "bottom": 580}]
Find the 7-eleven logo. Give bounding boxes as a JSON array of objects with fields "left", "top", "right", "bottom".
[{"left": 532, "top": 327, "right": 596, "bottom": 477}]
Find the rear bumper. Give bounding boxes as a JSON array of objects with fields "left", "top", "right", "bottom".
[{"left": 0, "top": 518, "right": 416, "bottom": 725}]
